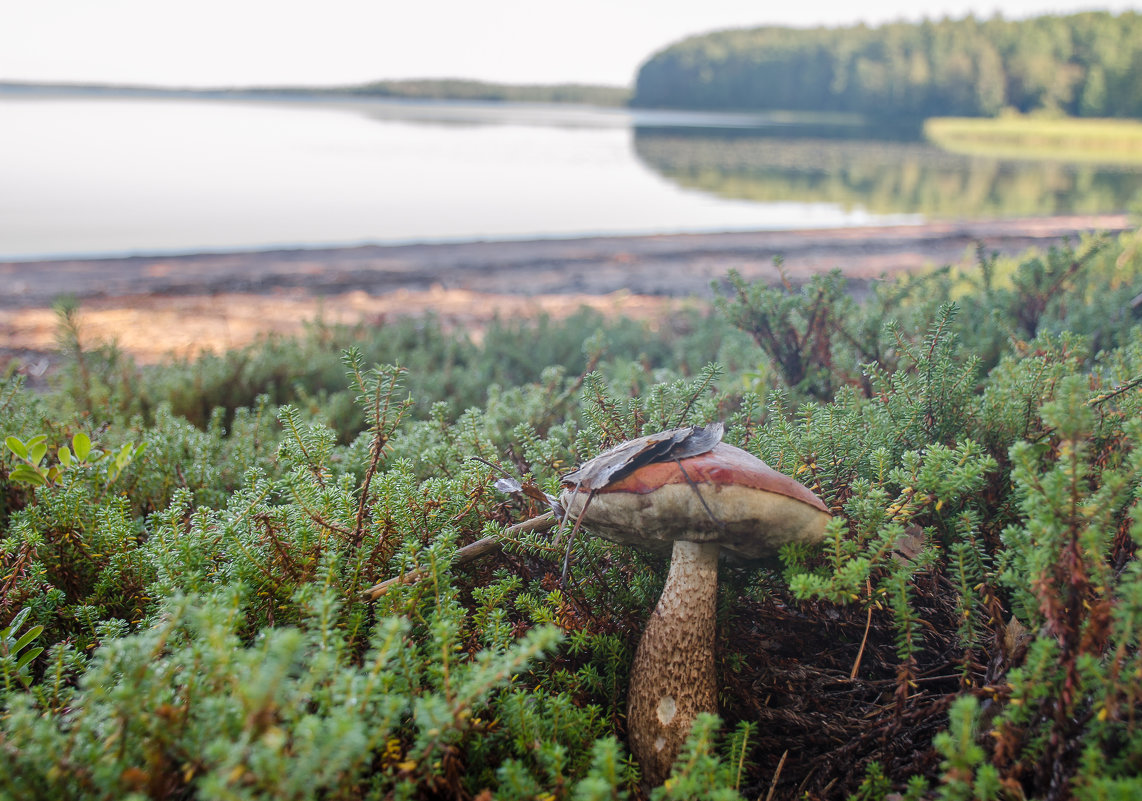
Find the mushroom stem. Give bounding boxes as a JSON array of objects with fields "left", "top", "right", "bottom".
[{"left": 627, "top": 539, "right": 720, "bottom": 787}]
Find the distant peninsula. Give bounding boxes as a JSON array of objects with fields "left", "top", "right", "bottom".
[{"left": 0, "top": 79, "right": 631, "bottom": 107}]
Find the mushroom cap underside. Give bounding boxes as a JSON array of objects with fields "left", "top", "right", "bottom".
[{"left": 560, "top": 443, "right": 830, "bottom": 559}]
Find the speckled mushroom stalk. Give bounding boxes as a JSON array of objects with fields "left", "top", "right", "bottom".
[
  {"left": 626, "top": 538, "right": 720, "bottom": 785},
  {"left": 561, "top": 440, "right": 830, "bottom": 787}
]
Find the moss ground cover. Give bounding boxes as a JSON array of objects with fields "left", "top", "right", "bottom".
[{"left": 2, "top": 226, "right": 1141, "bottom": 799}]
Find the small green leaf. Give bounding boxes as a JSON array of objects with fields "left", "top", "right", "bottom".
[
  {"left": 58, "top": 446, "right": 72, "bottom": 467},
  {"left": 2, "top": 608, "right": 31, "bottom": 639},
  {"left": 87, "top": 448, "right": 105, "bottom": 462},
  {"left": 16, "top": 646, "right": 43, "bottom": 673},
  {"left": 12, "top": 625, "right": 43, "bottom": 655},
  {"left": 29, "top": 442, "right": 48, "bottom": 467},
  {"left": 9, "top": 465, "right": 47, "bottom": 486},
  {"left": 72, "top": 432, "right": 91, "bottom": 462},
  {"left": 4, "top": 436, "right": 28, "bottom": 460}
]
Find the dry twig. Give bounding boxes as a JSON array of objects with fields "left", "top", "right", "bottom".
[{"left": 362, "top": 513, "right": 556, "bottom": 599}]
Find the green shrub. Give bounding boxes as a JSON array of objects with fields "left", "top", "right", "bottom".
[{"left": 2, "top": 227, "right": 1141, "bottom": 798}]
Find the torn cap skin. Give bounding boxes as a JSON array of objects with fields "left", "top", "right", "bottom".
[{"left": 561, "top": 441, "right": 829, "bottom": 557}]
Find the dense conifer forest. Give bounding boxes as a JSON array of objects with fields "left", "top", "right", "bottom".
[{"left": 632, "top": 12, "right": 1142, "bottom": 119}]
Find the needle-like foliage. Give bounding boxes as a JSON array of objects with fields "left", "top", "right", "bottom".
[{"left": 1, "top": 226, "right": 1141, "bottom": 799}]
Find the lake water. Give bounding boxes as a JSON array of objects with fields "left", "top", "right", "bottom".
[{"left": 2, "top": 93, "right": 1141, "bottom": 261}]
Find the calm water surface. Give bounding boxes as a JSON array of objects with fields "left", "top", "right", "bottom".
[
  {"left": 2, "top": 94, "right": 1140, "bottom": 261},
  {"left": 0, "top": 96, "right": 910, "bottom": 260}
]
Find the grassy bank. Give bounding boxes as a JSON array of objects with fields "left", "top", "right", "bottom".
[{"left": 925, "top": 114, "right": 1142, "bottom": 164}]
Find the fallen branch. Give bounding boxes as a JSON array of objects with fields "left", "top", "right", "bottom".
[{"left": 362, "top": 513, "right": 557, "bottom": 599}]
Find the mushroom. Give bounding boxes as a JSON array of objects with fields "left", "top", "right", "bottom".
[{"left": 560, "top": 426, "right": 830, "bottom": 787}]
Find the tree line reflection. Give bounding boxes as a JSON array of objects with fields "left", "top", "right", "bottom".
[{"left": 632, "top": 129, "right": 1142, "bottom": 218}]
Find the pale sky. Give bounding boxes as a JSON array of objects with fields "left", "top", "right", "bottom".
[{"left": 3, "top": 0, "right": 1141, "bottom": 88}]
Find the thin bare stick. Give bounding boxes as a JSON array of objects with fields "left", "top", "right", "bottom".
[
  {"left": 362, "top": 513, "right": 556, "bottom": 599},
  {"left": 468, "top": 455, "right": 516, "bottom": 480},
  {"left": 850, "top": 577, "right": 874, "bottom": 680},
  {"left": 560, "top": 491, "right": 594, "bottom": 586},
  {"left": 1088, "top": 373, "right": 1142, "bottom": 406},
  {"left": 762, "top": 749, "right": 788, "bottom": 801}
]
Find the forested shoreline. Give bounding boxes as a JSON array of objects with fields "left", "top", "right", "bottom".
[
  {"left": 633, "top": 12, "right": 1142, "bottom": 119},
  {"left": 10, "top": 13, "right": 1142, "bottom": 120}
]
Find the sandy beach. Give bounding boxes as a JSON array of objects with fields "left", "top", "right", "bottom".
[{"left": 1, "top": 213, "right": 1131, "bottom": 365}]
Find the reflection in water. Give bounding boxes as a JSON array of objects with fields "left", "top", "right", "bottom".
[
  {"left": 348, "top": 99, "right": 877, "bottom": 132},
  {"left": 4, "top": 94, "right": 1137, "bottom": 259},
  {"left": 632, "top": 129, "right": 1142, "bottom": 218},
  {"left": 5, "top": 97, "right": 901, "bottom": 259}
]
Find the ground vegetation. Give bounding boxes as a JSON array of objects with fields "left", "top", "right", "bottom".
[{"left": 2, "top": 226, "right": 1142, "bottom": 799}]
